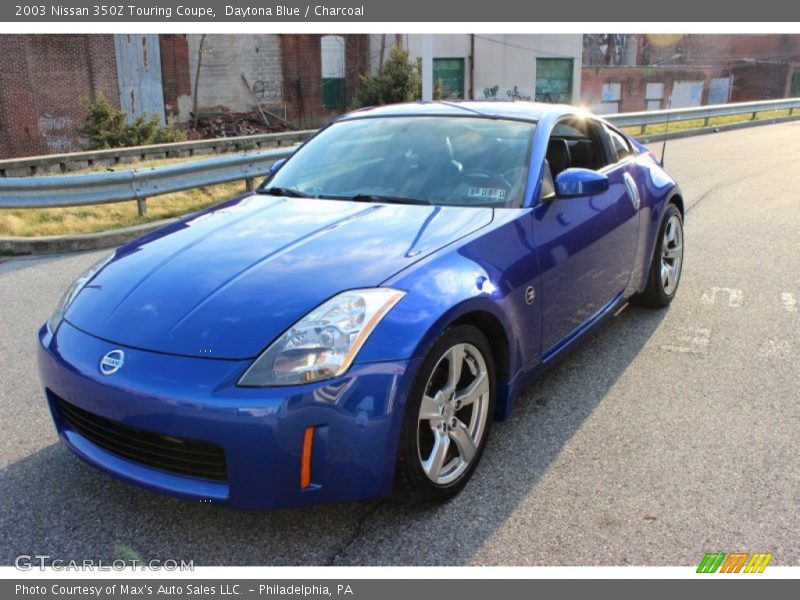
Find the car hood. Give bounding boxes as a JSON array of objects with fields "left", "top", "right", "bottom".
[{"left": 65, "top": 194, "right": 493, "bottom": 359}]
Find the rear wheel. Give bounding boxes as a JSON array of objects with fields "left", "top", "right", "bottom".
[
  {"left": 634, "top": 203, "right": 684, "bottom": 308},
  {"left": 395, "top": 325, "right": 495, "bottom": 503}
]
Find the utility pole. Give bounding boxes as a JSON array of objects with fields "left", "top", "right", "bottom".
[
  {"left": 469, "top": 34, "right": 475, "bottom": 99},
  {"left": 192, "top": 34, "right": 207, "bottom": 129},
  {"left": 422, "top": 34, "right": 433, "bottom": 102}
]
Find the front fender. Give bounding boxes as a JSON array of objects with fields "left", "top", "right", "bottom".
[{"left": 355, "top": 210, "right": 542, "bottom": 420}]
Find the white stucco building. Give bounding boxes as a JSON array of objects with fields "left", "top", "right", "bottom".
[{"left": 368, "top": 34, "right": 582, "bottom": 104}]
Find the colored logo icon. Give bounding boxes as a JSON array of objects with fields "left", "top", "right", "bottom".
[{"left": 697, "top": 552, "right": 773, "bottom": 573}]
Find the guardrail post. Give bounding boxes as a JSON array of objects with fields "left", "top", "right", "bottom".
[
  {"left": 136, "top": 197, "right": 147, "bottom": 216},
  {"left": 751, "top": 111, "right": 758, "bottom": 120},
  {"left": 245, "top": 177, "right": 255, "bottom": 192}
]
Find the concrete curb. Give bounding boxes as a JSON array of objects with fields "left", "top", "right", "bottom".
[{"left": 0, "top": 218, "right": 177, "bottom": 255}]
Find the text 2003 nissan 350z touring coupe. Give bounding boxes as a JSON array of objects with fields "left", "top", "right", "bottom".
[{"left": 38, "top": 101, "right": 684, "bottom": 509}]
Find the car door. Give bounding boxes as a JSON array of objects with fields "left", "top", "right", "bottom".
[{"left": 533, "top": 116, "right": 640, "bottom": 358}]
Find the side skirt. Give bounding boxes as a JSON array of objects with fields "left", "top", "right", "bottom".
[{"left": 494, "top": 292, "right": 627, "bottom": 421}]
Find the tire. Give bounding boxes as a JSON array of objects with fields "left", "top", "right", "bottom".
[
  {"left": 394, "top": 324, "right": 496, "bottom": 503},
  {"left": 633, "top": 203, "right": 684, "bottom": 308}
]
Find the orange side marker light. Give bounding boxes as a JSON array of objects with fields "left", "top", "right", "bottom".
[{"left": 300, "top": 426, "right": 315, "bottom": 489}]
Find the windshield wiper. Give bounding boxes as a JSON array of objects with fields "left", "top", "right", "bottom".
[
  {"left": 260, "top": 188, "right": 431, "bottom": 205},
  {"left": 344, "top": 194, "right": 432, "bottom": 206},
  {"left": 259, "top": 186, "right": 311, "bottom": 198}
]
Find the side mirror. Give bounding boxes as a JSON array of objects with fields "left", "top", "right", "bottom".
[
  {"left": 554, "top": 168, "right": 609, "bottom": 198},
  {"left": 269, "top": 158, "right": 287, "bottom": 176}
]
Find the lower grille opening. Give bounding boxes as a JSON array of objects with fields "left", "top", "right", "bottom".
[{"left": 55, "top": 396, "right": 227, "bottom": 482}]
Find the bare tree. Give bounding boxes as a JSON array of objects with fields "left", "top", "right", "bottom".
[{"left": 605, "top": 34, "right": 617, "bottom": 65}]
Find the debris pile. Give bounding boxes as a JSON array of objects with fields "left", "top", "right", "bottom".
[{"left": 186, "top": 107, "right": 289, "bottom": 139}]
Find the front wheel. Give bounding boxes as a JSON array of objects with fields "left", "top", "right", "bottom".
[
  {"left": 633, "top": 203, "right": 684, "bottom": 308},
  {"left": 395, "top": 325, "right": 495, "bottom": 503}
]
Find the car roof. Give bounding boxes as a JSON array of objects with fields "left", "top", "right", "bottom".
[{"left": 339, "top": 100, "right": 581, "bottom": 123}]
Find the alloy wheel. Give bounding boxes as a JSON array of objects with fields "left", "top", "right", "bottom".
[
  {"left": 661, "top": 213, "right": 683, "bottom": 295},
  {"left": 417, "top": 342, "right": 491, "bottom": 486}
]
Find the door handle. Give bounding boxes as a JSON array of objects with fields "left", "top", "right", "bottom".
[{"left": 623, "top": 173, "right": 640, "bottom": 210}]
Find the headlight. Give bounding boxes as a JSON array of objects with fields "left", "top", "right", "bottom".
[
  {"left": 48, "top": 253, "right": 114, "bottom": 333},
  {"left": 238, "top": 288, "right": 405, "bottom": 387}
]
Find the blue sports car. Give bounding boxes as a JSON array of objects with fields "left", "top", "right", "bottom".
[{"left": 38, "top": 101, "right": 684, "bottom": 508}]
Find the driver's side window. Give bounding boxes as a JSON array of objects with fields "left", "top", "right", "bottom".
[
  {"left": 540, "top": 117, "right": 612, "bottom": 200},
  {"left": 546, "top": 118, "right": 609, "bottom": 177}
]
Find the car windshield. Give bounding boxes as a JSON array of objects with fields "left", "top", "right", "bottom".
[{"left": 262, "top": 115, "right": 536, "bottom": 208}]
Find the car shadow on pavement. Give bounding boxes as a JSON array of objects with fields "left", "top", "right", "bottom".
[
  {"left": 324, "top": 303, "right": 670, "bottom": 565},
  {"left": 0, "top": 305, "right": 666, "bottom": 567}
]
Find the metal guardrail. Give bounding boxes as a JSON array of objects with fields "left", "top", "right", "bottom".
[
  {"left": 1, "top": 98, "right": 798, "bottom": 216},
  {"left": 0, "top": 130, "right": 315, "bottom": 177},
  {"left": 604, "top": 97, "right": 800, "bottom": 130},
  {"left": 0, "top": 148, "right": 295, "bottom": 215}
]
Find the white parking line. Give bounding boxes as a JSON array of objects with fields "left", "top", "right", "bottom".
[
  {"left": 780, "top": 292, "right": 797, "bottom": 312},
  {"left": 701, "top": 287, "right": 743, "bottom": 308}
]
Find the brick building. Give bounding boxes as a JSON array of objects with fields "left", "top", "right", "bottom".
[
  {"left": 582, "top": 34, "right": 800, "bottom": 113},
  {"left": 159, "top": 34, "right": 193, "bottom": 123},
  {"left": 0, "top": 35, "right": 119, "bottom": 159},
  {"left": 0, "top": 33, "right": 369, "bottom": 159},
  {"left": 2, "top": 34, "right": 799, "bottom": 159},
  {"left": 282, "top": 34, "right": 369, "bottom": 126}
]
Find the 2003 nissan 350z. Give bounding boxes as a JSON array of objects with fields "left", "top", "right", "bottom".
[{"left": 38, "top": 101, "right": 685, "bottom": 508}]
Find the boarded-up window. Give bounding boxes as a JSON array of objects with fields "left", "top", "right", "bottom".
[
  {"left": 670, "top": 81, "right": 704, "bottom": 108},
  {"left": 602, "top": 83, "right": 622, "bottom": 102},
  {"left": 708, "top": 77, "right": 732, "bottom": 105},
  {"left": 114, "top": 34, "right": 166, "bottom": 124},
  {"left": 321, "top": 35, "right": 346, "bottom": 109},
  {"left": 645, "top": 82, "right": 664, "bottom": 111},
  {"left": 535, "top": 58, "right": 573, "bottom": 104},
  {"left": 433, "top": 58, "right": 465, "bottom": 99},
  {"left": 595, "top": 82, "right": 621, "bottom": 114}
]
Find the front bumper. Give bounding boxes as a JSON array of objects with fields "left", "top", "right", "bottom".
[{"left": 37, "top": 321, "right": 417, "bottom": 509}]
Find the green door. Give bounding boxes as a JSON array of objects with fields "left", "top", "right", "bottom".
[
  {"left": 535, "top": 58, "right": 574, "bottom": 104},
  {"left": 791, "top": 71, "right": 800, "bottom": 96},
  {"left": 433, "top": 58, "right": 465, "bottom": 99},
  {"left": 321, "top": 35, "right": 346, "bottom": 109},
  {"left": 322, "top": 79, "right": 346, "bottom": 109}
]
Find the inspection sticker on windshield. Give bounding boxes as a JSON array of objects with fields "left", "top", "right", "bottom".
[{"left": 468, "top": 187, "right": 506, "bottom": 200}]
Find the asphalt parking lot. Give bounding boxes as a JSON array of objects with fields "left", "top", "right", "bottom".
[{"left": 1, "top": 121, "right": 798, "bottom": 566}]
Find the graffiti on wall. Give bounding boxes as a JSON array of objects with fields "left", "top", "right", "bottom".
[
  {"left": 483, "top": 85, "right": 532, "bottom": 101},
  {"left": 252, "top": 79, "right": 282, "bottom": 102},
  {"left": 506, "top": 86, "right": 532, "bottom": 101},
  {"left": 38, "top": 115, "right": 76, "bottom": 154}
]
